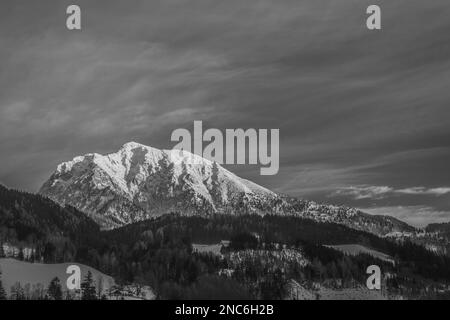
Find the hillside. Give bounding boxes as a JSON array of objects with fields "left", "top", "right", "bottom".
[
  {"left": 0, "top": 258, "right": 114, "bottom": 297},
  {"left": 0, "top": 184, "right": 101, "bottom": 263},
  {"left": 326, "top": 244, "right": 395, "bottom": 264}
]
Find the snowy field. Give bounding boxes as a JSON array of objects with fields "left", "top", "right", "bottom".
[
  {"left": 287, "top": 279, "right": 386, "bottom": 300},
  {"left": 326, "top": 244, "right": 395, "bottom": 264},
  {"left": 317, "top": 286, "right": 386, "bottom": 300},
  {"left": 192, "top": 244, "right": 223, "bottom": 255},
  {"left": 0, "top": 258, "right": 115, "bottom": 295}
]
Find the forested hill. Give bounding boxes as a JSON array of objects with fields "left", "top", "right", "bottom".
[
  {"left": 2, "top": 184, "right": 450, "bottom": 299},
  {"left": 0, "top": 184, "right": 100, "bottom": 262},
  {"left": 99, "top": 214, "right": 450, "bottom": 299},
  {"left": 104, "top": 214, "right": 450, "bottom": 280},
  {"left": 427, "top": 222, "right": 450, "bottom": 236}
]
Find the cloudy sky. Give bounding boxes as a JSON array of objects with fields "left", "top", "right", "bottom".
[{"left": 1, "top": 0, "right": 450, "bottom": 227}]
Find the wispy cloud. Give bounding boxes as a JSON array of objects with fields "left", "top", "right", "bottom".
[
  {"left": 334, "top": 185, "right": 394, "bottom": 200},
  {"left": 1, "top": 0, "right": 450, "bottom": 219},
  {"left": 334, "top": 185, "right": 450, "bottom": 200},
  {"left": 396, "top": 187, "right": 450, "bottom": 196}
]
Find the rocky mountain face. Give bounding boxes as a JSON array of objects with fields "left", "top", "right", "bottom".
[
  {"left": 39, "top": 142, "right": 416, "bottom": 236},
  {"left": 39, "top": 142, "right": 277, "bottom": 228},
  {"left": 288, "top": 199, "right": 416, "bottom": 236}
]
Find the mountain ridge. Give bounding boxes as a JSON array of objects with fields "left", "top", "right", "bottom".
[
  {"left": 39, "top": 142, "right": 277, "bottom": 228},
  {"left": 39, "top": 142, "right": 416, "bottom": 236}
]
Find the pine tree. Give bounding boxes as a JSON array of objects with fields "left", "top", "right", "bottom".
[
  {"left": 0, "top": 242, "right": 5, "bottom": 258},
  {"left": 0, "top": 269, "right": 7, "bottom": 300},
  {"left": 96, "top": 276, "right": 104, "bottom": 299},
  {"left": 10, "top": 282, "right": 25, "bottom": 300},
  {"left": 18, "top": 248, "right": 24, "bottom": 261},
  {"left": 47, "top": 277, "right": 63, "bottom": 300},
  {"left": 81, "top": 271, "right": 97, "bottom": 300}
]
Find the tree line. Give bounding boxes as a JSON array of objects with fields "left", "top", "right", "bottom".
[{"left": 0, "top": 269, "right": 100, "bottom": 300}]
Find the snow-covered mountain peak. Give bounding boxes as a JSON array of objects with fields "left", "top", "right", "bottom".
[
  {"left": 121, "top": 141, "right": 146, "bottom": 149},
  {"left": 40, "top": 142, "right": 276, "bottom": 228},
  {"left": 39, "top": 143, "right": 416, "bottom": 236}
]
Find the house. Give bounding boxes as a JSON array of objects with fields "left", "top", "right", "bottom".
[
  {"left": 1, "top": 243, "right": 35, "bottom": 260},
  {"left": 220, "top": 240, "right": 230, "bottom": 248}
]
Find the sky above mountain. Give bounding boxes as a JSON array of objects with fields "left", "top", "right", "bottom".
[{"left": 1, "top": 0, "right": 450, "bottom": 227}]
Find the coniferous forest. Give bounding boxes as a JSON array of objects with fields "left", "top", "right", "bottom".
[{"left": 2, "top": 184, "right": 450, "bottom": 300}]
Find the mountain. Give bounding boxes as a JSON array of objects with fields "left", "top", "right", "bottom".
[
  {"left": 39, "top": 142, "right": 277, "bottom": 228},
  {"left": 281, "top": 198, "right": 416, "bottom": 236},
  {"left": 422, "top": 222, "right": 450, "bottom": 254},
  {"left": 426, "top": 222, "right": 450, "bottom": 235},
  {"left": 39, "top": 142, "right": 415, "bottom": 236}
]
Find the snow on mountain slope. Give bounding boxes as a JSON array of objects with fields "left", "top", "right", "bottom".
[
  {"left": 39, "top": 142, "right": 417, "bottom": 236},
  {"left": 39, "top": 142, "right": 276, "bottom": 228},
  {"left": 326, "top": 244, "right": 395, "bottom": 264}
]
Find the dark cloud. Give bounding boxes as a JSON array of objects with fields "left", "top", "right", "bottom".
[{"left": 1, "top": 0, "right": 450, "bottom": 225}]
